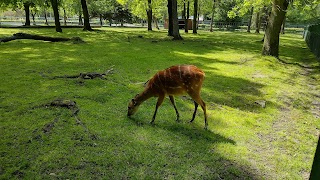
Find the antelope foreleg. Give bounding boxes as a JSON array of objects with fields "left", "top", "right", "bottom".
[
  {"left": 169, "top": 95, "right": 180, "bottom": 122},
  {"left": 150, "top": 95, "right": 165, "bottom": 125},
  {"left": 190, "top": 101, "right": 199, "bottom": 123}
]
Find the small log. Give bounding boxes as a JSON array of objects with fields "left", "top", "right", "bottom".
[
  {"left": 0, "top": 32, "right": 84, "bottom": 43},
  {"left": 52, "top": 66, "right": 114, "bottom": 80}
]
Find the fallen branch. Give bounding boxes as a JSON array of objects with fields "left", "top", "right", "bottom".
[
  {"left": 0, "top": 32, "right": 84, "bottom": 44},
  {"left": 43, "top": 98, "right": 97, "bottom": 140},
  {"left": 52, "top": 66, "right": 114, "bottom": 80}
]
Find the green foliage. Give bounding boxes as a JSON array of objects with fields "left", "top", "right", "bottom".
[
  {"left": 0, "top": 28, "right": 319, "bottom": 179},
  {"left": 117, "top": 0, "right": 166, "bottom": 19},
  {"left": 228, "top": 0, "right": 320, "bottom": 24}
]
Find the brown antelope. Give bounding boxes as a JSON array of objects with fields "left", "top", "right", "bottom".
[{"left": 127, "top": 65, "right": 208, "bottom": 129}]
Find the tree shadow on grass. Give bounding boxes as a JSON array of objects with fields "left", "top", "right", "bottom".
[{"left": 127, "top": 116, "right": 261, "bottom": 179}]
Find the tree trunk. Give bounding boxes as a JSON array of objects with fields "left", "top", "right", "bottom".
[
  {"left": 209, "top": 0, "right": 215, "bottom": 32},
  {"left": 255, "top": 11, "right": 260, "bottom": 33},
  {"left": 172, "top": 0, "right": 182, "bottom": 40},
  {"left": 183, "top": 0, "right": 187, "bottom": 32},
  {"left": 63, "top": 9, "right": 67, "bottom": 26},
  {"left": 31, "top": 12, "right": 36, "bottom": 25},
  {"left": 281, "top": 17, "right": 286, "bottom": 34},
  {"left": 50, "top": 0, "right": 62, "bottom": 32},
  {"left": 99, "top": 14, "right": 103, "bottom": 26},
  {"left": 108, "top": 18, "right": 112, "bottom": 26},
  {"left": 44, "top": 11, "right": 49, "bottom": 25},
  {"left": 197, "top": 4, "right": 200, "bottom": 30},
  {"left": 193, "top": 0, "right": 198, "bottom": 34},
  {"left": 81, "top": 0, "right": 93, "bottom": 31},
  {"left": 262, "top": 0, "right": 289, "bottom": 57},
  {"left": 24, "top": 3, "right": 31, "bottom": 26},
  {"left": 79, "top": 14, "right": 83, "bottom": 25},
  {"left": 247, "top": 6, "right": 253, "bottom": 33},
  {"left": 167, "top": 0, "right": 173, "bottom": 36},
  {"left": 185, "top": 1, "right": 190, "bottom": 33},
  {"left": 147, "top": 0, "right": 152, "bottom": 31},
  {"left": 153, "top": 15, "right": 159, "bottom": 30}
]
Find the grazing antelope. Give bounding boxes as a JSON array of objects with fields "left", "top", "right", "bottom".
[{"left": 127, "top": 65, "right": 208, "bottom": 129}]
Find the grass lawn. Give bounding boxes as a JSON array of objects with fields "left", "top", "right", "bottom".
[{"left": 0, "top": 27, "right": 319, "bottom": 179}]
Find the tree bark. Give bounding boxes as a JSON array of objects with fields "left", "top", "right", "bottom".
[
  {"left": 255, "top": 11, "right": 260, "bottom": 33},
  {"left": 63, "top": 9, "right": 67, "bottom": 26},
  {"left": 167, "top": 0, "right": 173, "bottom": 36},
  {"left": 81, "top": 0, "right": 93, "bottom": 31},
  {"left": 185, "top": 1, "right": 190, "bottom": 33},
  {"left": 262, "top": 0, "right": 289, "bottom": 57},
  {"left": 79, "top": 14, "right": 83, "bottom": 25},
  {"left": 153, "top": 15, "right": 159, "bottom": 30},
  {"left": 247, "top": 6, "right": 253, "bottom": 33},
  {"left": 147, "top": 0, "right": 152, "bottom": 31},
  {"left": 23, "top": 3, "right": 31, "bottom": 26},
  {"left": 183, "top": 0, "right": 187, "bottom": 32},
  {"left": 50, "top": 0, "right": 62, "bottom": 32},
  {"left": 44, "top": 11, "right": 49, "bottom": 25},
  {"left": 281, "top": 17, "right": 286, "bottom": 34},
  {"left": 99, "top": 14, "right": 103, "bottom": 26},
  {"left": 172, "top": 0, "right": 182, "bottom": 40},
  {"left": 31, "top": 11, "right": 36, "bottom": 25},
  {"left": 193, "top": 0, "right": 198, "bottom": 34},
  {"left": 209, "top": 0, "right": 215, "bottom": 32}
]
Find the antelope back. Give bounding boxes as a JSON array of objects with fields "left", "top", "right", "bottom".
[{"left": 147, "top": 65, "right": 205, "bottom": 95}]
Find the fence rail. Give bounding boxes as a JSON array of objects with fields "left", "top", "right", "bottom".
[{"left": 303, "top": 24, "right": 320, "bottom": 60}]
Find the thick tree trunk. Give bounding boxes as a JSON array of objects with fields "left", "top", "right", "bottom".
[
  {"left": 209, "top": 0, "right": 215, "bottom": 32},
  {"left": 50, "top": 0, "right": 62, "bottom": 32},
  {"left": 167, "top": 0, "right": 173, "bottom": 36},
  {"left": 24, "top": 3, "right": 31, "bottom": 26},
  {"left": 262, "top": 0, "right": 289, "bottom": 57},
  {"left": 193, "top": 0, "right": 198, "bottom": 34},
  {"left": 255, "top": 11, "right": 260, "bottom": 33},
  {"left": 81, "top": 0, "right": 93, "bottom": 31},
  {"left": 172, "top": 0, "right": 182, "bottom": 40},
  {"left": 147, "top": 0, "right": 152, "bottom": 31},
  {"left": 247, "top": 6, "right": 253, "bottom": 33}
]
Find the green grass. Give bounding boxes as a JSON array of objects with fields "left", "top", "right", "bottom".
[{"left": 0, "top": 27, "right": 319, "bottom": 179}]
